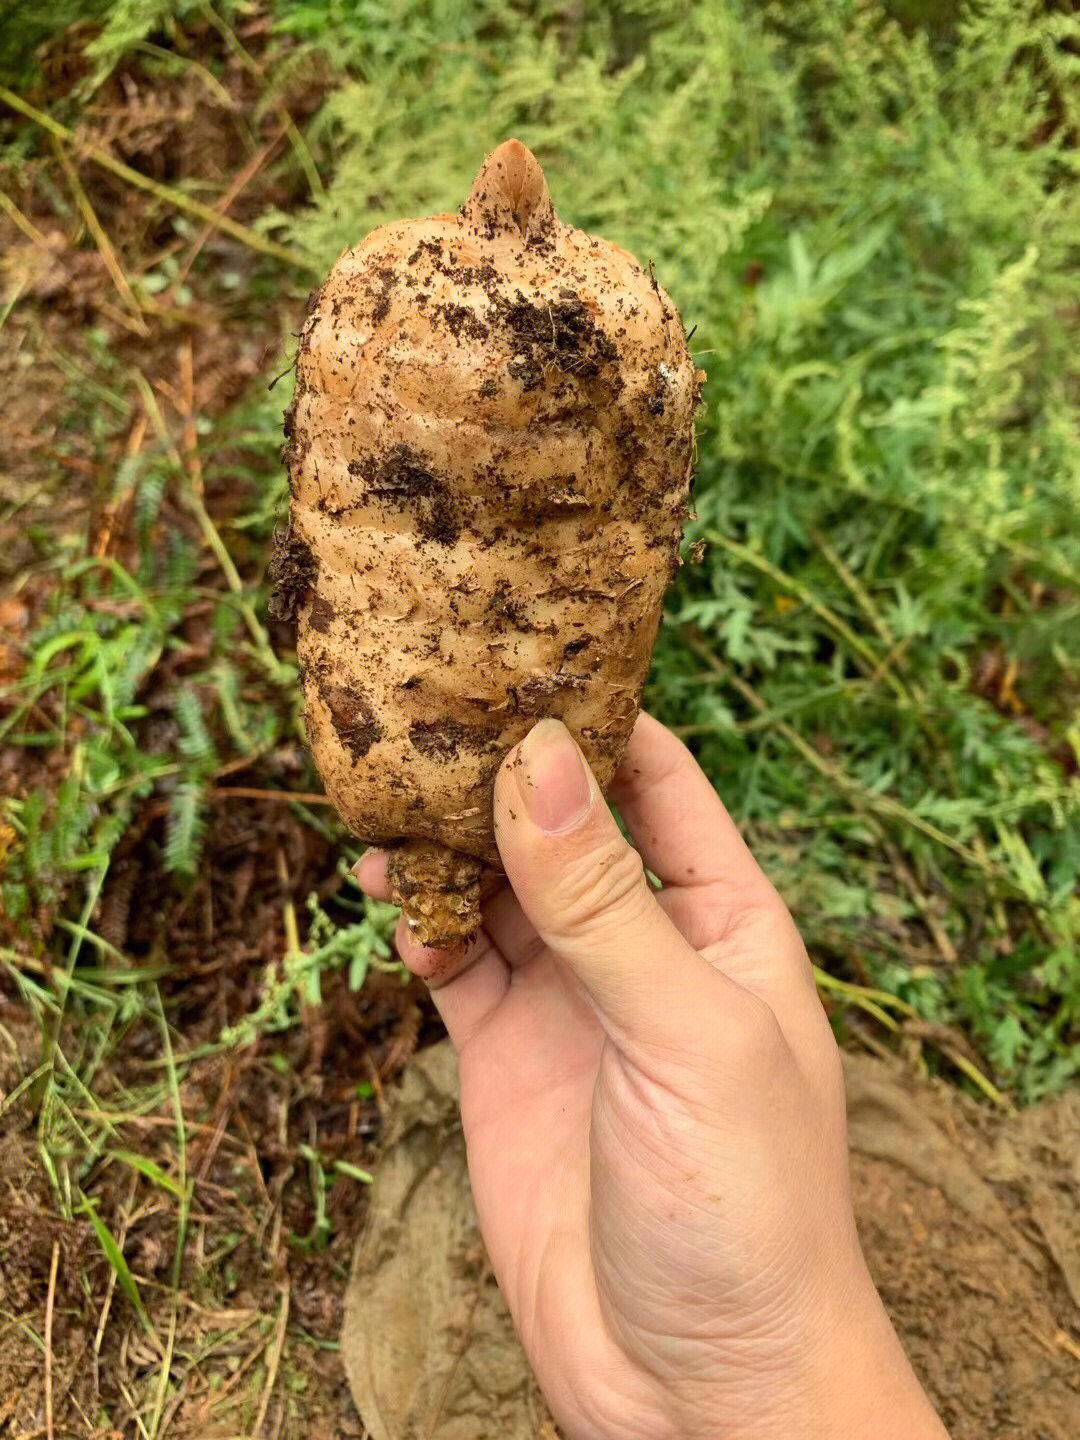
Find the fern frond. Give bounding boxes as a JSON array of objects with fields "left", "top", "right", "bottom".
[
  {"left": 165, "top": 781, "right": 206, "bottom": 878},
  {"left": 173, "top": 688, "right": 215, "bottom": 766}
]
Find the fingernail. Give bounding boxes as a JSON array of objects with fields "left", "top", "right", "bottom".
[{"left": 517, "top": 719, "right": 592, "bottom": 833}]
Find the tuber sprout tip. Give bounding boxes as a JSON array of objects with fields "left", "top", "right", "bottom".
[{"left": 463, "top": 138, "right": 554, "bottom": 241}]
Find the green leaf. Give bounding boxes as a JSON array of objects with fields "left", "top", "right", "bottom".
[
  {"left": 77, "top": 1192, "right": 155, "bottom": 1338},
  {"left": 107, "top": 1150, "right": 185, "bottom": 1200}
]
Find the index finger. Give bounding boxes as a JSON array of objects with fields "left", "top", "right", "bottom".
[
  {"left": 609, "top": 712, "right": 776, "bottom": 908},
  {"left": 611, "top": 714, "right": 823, "bottom": 1044}
]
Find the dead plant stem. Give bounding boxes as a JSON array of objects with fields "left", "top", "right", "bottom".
[{"left": 0, "top": 87, "right": 317, "bottom": 275}]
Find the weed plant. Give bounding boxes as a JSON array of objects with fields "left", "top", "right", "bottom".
[
  {"left": 3, "top": 0, "right": 1079, "bottom": 1100},
  {"left": 266, "top": 0, "right": 1080, "bottom": 1096}
]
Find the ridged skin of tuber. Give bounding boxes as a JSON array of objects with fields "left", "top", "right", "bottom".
[{"left": 276, "top": 139, "right": 703, "bottom": 947}]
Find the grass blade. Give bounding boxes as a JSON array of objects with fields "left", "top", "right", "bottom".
[{"left": 77, "top": 1191, "right": 156, "bottom": 1341}]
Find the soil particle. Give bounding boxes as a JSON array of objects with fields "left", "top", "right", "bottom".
[
  {"left": 512, "top": 672, "right": 589, "bottom": 713},
  {"left": 267, "top": 524, "right": 318, "bottom": 621},
  {"left": 408, "top": 717, "right": 498, "bottom": 761},
  {"left": 488, "top": 581, "right": 531, "bottom": 629},
  {"left": 369, "top": 264, "right": 397, "bottom": 324},
  {"left": 423, "top": 494, "right": 461, "bottom": 546},
  {"left": 495, "top": 290, "right": 619, "bottom": 391},
  {"left": 437, "top": 302, "right": 489, "bottom": 342},
  {"left": 307, "top": 593, "right": 336, "bottom": 634},
  {"left": 321, "top": 684, "right": 383, "bottom": 760},
  {"left": 407, "top": 238, "right": 444, "bottom": 265},
  {"left": 358, "top": 444, "right": 462, "bottom": 546}
]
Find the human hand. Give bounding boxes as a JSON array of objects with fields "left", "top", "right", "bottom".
[{"left": 354, "top": 714, "right": 949, "bottom": 1440}]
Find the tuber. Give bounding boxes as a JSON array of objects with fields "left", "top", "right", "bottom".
[{"left": 275, "top": 139, "right": 704, "bottom": 948}]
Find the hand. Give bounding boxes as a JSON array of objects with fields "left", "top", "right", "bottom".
[{"left": 354, "top": 714, "right": 949, "bottom": 1440}]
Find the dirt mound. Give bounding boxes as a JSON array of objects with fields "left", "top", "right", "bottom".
[
  {"left": 846, "top": 1054, "right": 1080, "bottom": 1439},
  {"left": 343, "top": 1045, "right": 1080, "bottom": 1440}
]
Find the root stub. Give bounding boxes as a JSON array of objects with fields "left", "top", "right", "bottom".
[{"left": 385, "top": 839, "right": 488, "bottom": 949}]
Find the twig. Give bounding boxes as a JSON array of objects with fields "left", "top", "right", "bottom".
[
  {"left": 809, "top": 525, "right": 895, "bottom": 649},
  {"left": 276, "top": 845, "right": 301, "bottom": 957},
  {"left": 148, "top": 991, "right": 187, "bottom": 1440},
  {"left": 93, "top": 1171, "right": 138, "bottom": 1406},
  {"left": 134, "top": 39, "right": 234, "bottom": 108},
  {"left": 880, "top": 836, "right": 958, "bottom": 965},
  {"left": 51, "top": 135, "right": 150, "bottom": 335},
  {"left": 254, "top": 1284, "right": 290, "bottom": 1437},
  {"left": 167, "top": 128, "right": 287, "bottom": 300},
  {"left": 0, "top": 275, "right": 25, "bottom": 335},
  {"left": 131, "top": 370, "right": 290, "bottom": 683},
  {"left": 703, "top": 529, "right": 908, "bottom": 701},
  {"left": 211, "top": 786, "right": 332, "bottom": 806},
  {"left": 154, "top": 989, "right": 190, "bottom": 1293},
  {"left": 814, "top": 967, "right": 906, "bottom": 1031},
  {"left": 815, "top": 969, "right": 1008, "bottom": 1106},
  {"left": 93, "top": 411, "right": 148, "bottom": 558},
  {"left": 44, "top": 1238, "right": 60, "bottom": 1440},
  {"left": 779, "top": 455, "right": 1080, "bottom": 591},
  {"left": 939, "top": 1044, "right": 1010, "bottom": 1109},
  {"left": 147, "top": 1306, "right": 177, "bottom": 1440},
  {"left": 271, "top": 1391, "right": 288, "bottom": 1440},
  {"left": 178, "top": 339, "right": 203, "bottom": 493},
  {"left": 0, "top": 86, "right": 317, "bottom": 275},
  {"left": 1051, "top": 1329, "right": 1080, "bottom": 1363},
  {"left": 0, "top": 187, "right": 51, "bottom": 246},
  {"left": 199, "top": 3, "right": 325, "bottom": 199},
  {"left": 117, "top": 1367, "right": 151, "bottom": 1440}
]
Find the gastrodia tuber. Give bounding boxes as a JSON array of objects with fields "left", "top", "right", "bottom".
[{"left": 275, "top": 139, "right": 704, "bottom": 948}]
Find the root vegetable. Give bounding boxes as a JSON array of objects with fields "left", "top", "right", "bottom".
[{"left": 274, "top": 139, "right": 703, "bottom": 947}]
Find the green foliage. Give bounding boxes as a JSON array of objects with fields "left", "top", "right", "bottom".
[
  {"left": 266, "top": 0, "right": 1080, "bottom": 1099},
  {"left": 0, "top": 558, "right": 171, "bottom": 933},
  {"left": 5, "top": 0, "right": 1079, "bottom": 1100},
  {"left": 80, "top": 0, "right": 238, "bottom": 85},
  {"left": 0, "top": 1, "right": 110, "bottom": 84},
  {"left": 219, "top": 862, "right": 402, "bottom": 1047},
  {"left": 0, "top": 361, "right": 300, "bottom": 940},
  {"left": 0, "top": 0, "right": 233, "bottom": 86}
]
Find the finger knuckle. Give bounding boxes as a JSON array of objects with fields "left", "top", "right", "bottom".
[
  {"left": 725, "top": 990, "right": 787, "bottom": 1070},
  {"left": 551, "top": 836, "right": 650, "bottom": 941}
]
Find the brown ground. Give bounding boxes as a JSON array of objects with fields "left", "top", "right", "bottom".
[
  {"left": 4, "top": 1013, "right": 1079, "bottom": 1438},
  {"left": 846, "top": 1054, "right": 1080, "bottom": 1439}
]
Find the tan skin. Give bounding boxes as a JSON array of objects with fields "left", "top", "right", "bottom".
[{"left": 354, "top": 714, "right": 950, "bottom": 1440}]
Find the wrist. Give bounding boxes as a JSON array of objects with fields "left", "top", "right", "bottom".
[
  {"left": 676, "top": 1264, "right": 949, "bottom": 1440},
  {"left": 806, "top": 1274, "right": 949, "bottom": 1440}
]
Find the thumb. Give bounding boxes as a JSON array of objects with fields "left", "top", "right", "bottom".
[{"left": 493, "top": 719, "right": 743, "bottom": 1055}]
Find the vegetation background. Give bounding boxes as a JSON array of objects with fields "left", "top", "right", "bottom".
[{"left": 0, "top": 1, "right": 1078, "bottom": 1434}]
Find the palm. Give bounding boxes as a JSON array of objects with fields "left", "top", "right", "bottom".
[
  {"left": 454, "top": 894, "right": 603, "bottom": 1349},
  {"left": 447, "top": 887, "right": 684, "bottom": 1431}
]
